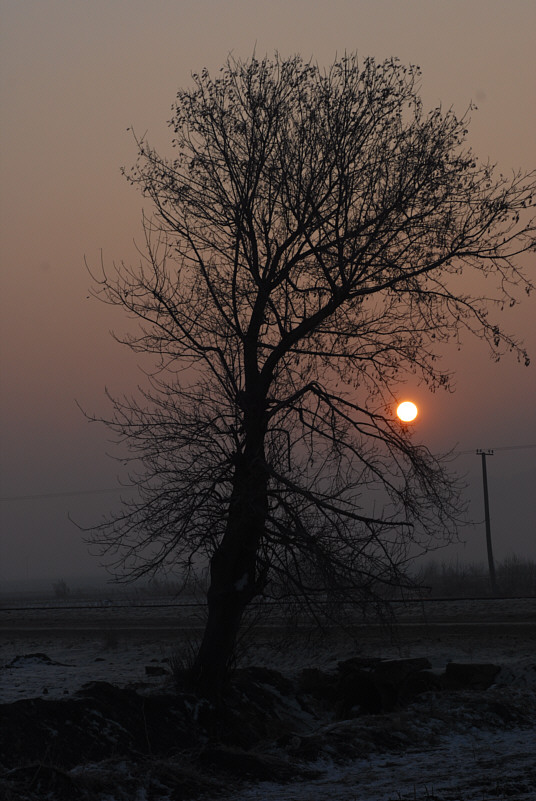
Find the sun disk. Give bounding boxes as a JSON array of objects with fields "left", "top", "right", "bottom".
[{"left": 396, "top": 401, "right": 418, "bottom": 422}]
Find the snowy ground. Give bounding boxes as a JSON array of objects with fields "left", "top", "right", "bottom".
[
  {"left": 1, "top": 595, "right": 535, "bottom": 800},
  {"left": 221, "top": 728, "right": 536, "bottom": 801},
  {"left": 0, "top": 636, "right": 179, "bottom": 704}
]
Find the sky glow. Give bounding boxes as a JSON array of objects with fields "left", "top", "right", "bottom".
[{"left": 0, "top": 0, "right": 535, "bottom": 583}]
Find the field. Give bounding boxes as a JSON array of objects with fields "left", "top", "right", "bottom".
[{"left": 1, "top": 593, "right": 535, "bottom": 800}]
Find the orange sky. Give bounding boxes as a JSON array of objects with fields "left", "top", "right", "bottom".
[{"left": 1, "top": 0, "right": 535, "bottom": 584}]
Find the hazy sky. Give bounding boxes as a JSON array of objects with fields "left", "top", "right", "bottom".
[{"left": 1, "top": 0, "right": 535, "bottom": 585}]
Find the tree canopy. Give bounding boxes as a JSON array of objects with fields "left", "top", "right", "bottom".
[{"left": 87, "top": 54, "right": 535, "bottom": 694}]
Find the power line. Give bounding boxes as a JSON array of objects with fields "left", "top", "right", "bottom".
[
  {"left": 455, "top": 444, "right": 536, "bottom": 456},
  {"left": 493, "top": 444, "right": 536, "bottom": 451},
  {"left": 0, "top": 487, "right": 132, "bottom": 502},
  {"left": 1, "top": 443, "right": 534, "bottom": 502}
]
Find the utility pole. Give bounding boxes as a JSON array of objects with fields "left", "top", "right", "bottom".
[{"left": 476, "top": 449, "right": 499, "bottom": 596}]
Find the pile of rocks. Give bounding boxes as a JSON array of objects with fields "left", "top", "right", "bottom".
[{"left": 0, "top": 655, "right": 525, "bottom": 801}]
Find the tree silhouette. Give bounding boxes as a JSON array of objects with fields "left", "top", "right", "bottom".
[{"left": 87, "top": 54, "right": 535, "bottom": 697}]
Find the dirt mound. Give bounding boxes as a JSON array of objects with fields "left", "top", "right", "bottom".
[
  {"left": 0, "top": 670, "right": 314, "bottom": 799},
  {"left": 0, "top": 680, "right": 206, "bottom": 770},
  {"left": 5, "top": 652, "right": 73, "bottom": 668},
  {"left": 1, "top": 658, "right": 535, "bottom": 800}
]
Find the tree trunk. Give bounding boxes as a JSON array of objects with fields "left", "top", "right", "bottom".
[
  {"left": 190, "top": 418, "right": 268, "bottom": 698},
  {"left": 189, "top": 570, "right": 252, "bottom": 698}
]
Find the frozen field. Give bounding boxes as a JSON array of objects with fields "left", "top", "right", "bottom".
[
  {"left": 1, "top": 595, "right": 535, "bottom": 800},
  {"left": 1, "top": 595, "right": 534, "bottom": 703}
]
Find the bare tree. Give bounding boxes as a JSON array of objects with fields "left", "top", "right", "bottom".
[{"left": 87, "top": 54, "right": 535, "bottom": 697}]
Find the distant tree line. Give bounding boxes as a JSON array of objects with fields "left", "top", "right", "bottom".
[{"left": 416, "top": 555, "right": 536, "bottom": 598}]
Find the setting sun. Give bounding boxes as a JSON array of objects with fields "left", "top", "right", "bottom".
[{"left": 396, "top": 401, "right": 418, "bottom": 422}]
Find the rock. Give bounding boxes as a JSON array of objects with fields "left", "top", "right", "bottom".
[
  {"left": 373, "top": 658, "right": 433, "bottom": 680},
  {"left": 235, "top": 665, "right": 295, "bottom": 695},
  {"left": 145, "top": 664, "right": 168, "bottom": 676},
  {"left": 10, "top": 652, "right": 54, "bottom": 665},
  {"left": 336, "top": 657, "right": 433, "bottom": 717},
  {"left": 444, "top": 662, "right": 500, "bottom": 690},
  {"left": 4, "top": 763, "right": 79, "bottom": 800},
  {"left": 298, "top": 667, "right": 337, "bottom": 701},
  {"left": 398, "top": 670, "right": 443, "bottom": 704},
  {"left": 6, "top": 652, "right": 72, "bottom": 668},
  {"left": 198, "top": 745, "right": 315, "bottom": 782},
  {"left": 337, "top": 656, "right": 384, "bottom": 673},
  {"left": 220, "top": 667, "right": 300, "bottom": 747}
]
